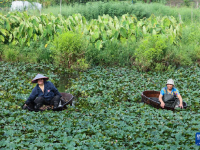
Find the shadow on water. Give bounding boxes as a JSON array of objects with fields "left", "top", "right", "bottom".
[{"left": 57, "top": 73, "right": 79, "bottom": 93}]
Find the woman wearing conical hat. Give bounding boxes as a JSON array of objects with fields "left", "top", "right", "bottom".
[
  {"left": 24, "top": 74, "right": 61, "bottom": 110},
  {"left": 159, "top": 79, "right": 183, "bottom": 109}
]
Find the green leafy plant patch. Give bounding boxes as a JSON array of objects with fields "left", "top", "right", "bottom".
[{"left": 0, "top": 62, "right": 200, "bottom": 149}]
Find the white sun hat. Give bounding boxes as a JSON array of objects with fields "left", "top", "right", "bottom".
[
  {"left": 31, "top": 74, "right": 49, "bottom": 83},
  {"left": 166, "top": 79, "right": 174, "bottom": 86}
]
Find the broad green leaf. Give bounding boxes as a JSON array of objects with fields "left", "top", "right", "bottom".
[
  {"left": 91, "top": 31, "right": 99, "bottom": 43},
  {"left": 120, "top": 27, "right": 127, "bottom": 38},
  {"left": 5, "top": 20, "right": 10, "bottom": 31},
  {"left": 33, "top": 34, "right": 37, "bottom": 41},
  {"left": 162, "top": 17, "right": 171, "bottom": 27},
  {"left": 0, "top": 29, "right": 7, "bottom": 36},
  {"left": 120, "top": 37, "right": 127, "bottom": 44},
  {"left": 152, "top": 29, "right": 156, "bottom": 35},
  {"left": 95, "top": 40, "right": 102, "bottom": 50},
  {"left": 129, "top": 23, "right": 135, "bottom": 31},
  {"left": 9, "top": 34, "right": 12, "bottom": 42},
  {"left": 101, "top": 31, "right": 107, "bottom": 41},
  {"left": 39, "top": 24, "right": 43, "bottom": 33},
  {"left": 0, "top": 35, "right": 4, "bottom": 42},
  {"left": 113, "top": 31, "right": 119, "bottom": 39},
  {"left": 143, "top": 26, "right": 147, "bottom": 34},
  {"left": 28, "top": 27, "right": 33, "bottom": 38}
]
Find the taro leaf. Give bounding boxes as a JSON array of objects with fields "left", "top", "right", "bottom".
[
  {"left": 82, "top": 16, "right": 86, "bottom": 24},
  {"left": 0, "top": 28, "right": 7, "bottom": 36},
  {"left": 39, "top": 24, "right": 43, "bottom": 33},
  {"left": 32, "top": 19, "right": 38, "bottom": 28},
  {"left": 99, "top": 23, "right": 104, "bottom": 31},
  {"left": 129, "top": 23, "right": 135, "bottom": 33},
  {"left": 5, "top": 20, "right": 10, "bottom": 31},
  {"left": 102, "top": 31, "right": 107, "bottom": 41},
  {"left": 143, "top": 26, "right": 147, "bottom": 34},
  {"left": 0, "top": 35, "right": 4, "bottom": 42},
  {"left": 28, "top": 27, "right": 33, "bottom": 38},
  {"left": 95, "top": 40, "right": 102, "bottom": 50},
  {"left": 43, "top": 29, "right": 48, "bottom": 37},
  {"left": 152, "top": 29, "right": 156, "bottom": 35},
  {"left": 33, "top": 34, "right": 37, "bottom": 41},
  {"left": 13, "top": 29, "right": 19, "bottom": 39},
  {"left": 163, "top": 17, "right": 171, "bottom": 27},
  {"left": 8, "top": 34, "right": 12, "bottom": 43},
  {"left": 47, "top": 24, "right": 52, "bottom": 35},
  {"left": 19, "top": 23, "right": 24, "bottom": 33},
  {"left": 91, "top": 31, "right": 99, "bottom": 43},
  {"left": 120, "top": 27, "right": 127, "bottom": 38},
  {"left": 113, "top": 30, "right": 119, "bottom": 39},
  {"left": 120, "top": 37, "right": 127, "bottom": 44}
]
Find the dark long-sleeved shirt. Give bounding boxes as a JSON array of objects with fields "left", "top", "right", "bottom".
[{"left": 25, "top": 81, "right": 61, "bottom": 104}]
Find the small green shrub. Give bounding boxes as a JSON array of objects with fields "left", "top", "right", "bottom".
[
  {"left": 174, "top": 24, "right": 200, "bottom": 66},
  {"left": 20, "top": 40, "right": 53, "bottom": 64},
  {"left": 135, "top": 35, "right": 168, "bottom": 71},
  {"left": 52, "top": 31, "right": 89, "bottom": 71},
  {"left": 3, "top": 47, "right": 19, "bottom": 62},
  {"left": 86, "top": 39, "right": 136, "bottom": 67}
]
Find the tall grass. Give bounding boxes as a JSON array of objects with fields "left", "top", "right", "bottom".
[
  {"left": 2, "top": 2, "right": 200, "bottom": 24},
  {"left": 38, "top": 2, "right": 200, "bottom": 24}
]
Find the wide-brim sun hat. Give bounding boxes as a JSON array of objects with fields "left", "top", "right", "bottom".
[
  {"left": 31, "top": 74, "right": 49, "bottom": 83},
  {"left": 166, "top": 79, "right": 174, "bottom": 86}
]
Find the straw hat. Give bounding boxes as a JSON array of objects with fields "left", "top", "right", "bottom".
[
  {"left": 31, "top": 74, "right": 49, "bottom": 83},
  {"left": 166, "top": 79, "right": 174, "bottom": 86}
]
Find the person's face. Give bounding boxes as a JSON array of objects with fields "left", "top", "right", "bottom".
[
  {"left": 37, "top": 78, "right": 44, "bottom": 85},
  {"left": 167, "top": 84, "right": 173, "bottom": 90}
]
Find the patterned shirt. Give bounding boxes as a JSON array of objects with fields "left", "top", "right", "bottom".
[{"left": 160, "top": 87, "right": 180, "bottom": 96}]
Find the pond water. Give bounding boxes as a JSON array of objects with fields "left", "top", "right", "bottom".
[
  {"left": 57, "top": 73, "right": 79, "bottom": 93},
  {"left": 57, "top": 75, "right": 71, "bottom": 93}
]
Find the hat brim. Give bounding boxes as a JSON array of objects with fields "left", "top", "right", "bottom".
[
  {"left": 31, "top": 77, "right": 49, "bottom": 83},
  {"left": 166, "top": 84, "right": 174, "bottom": 86}
]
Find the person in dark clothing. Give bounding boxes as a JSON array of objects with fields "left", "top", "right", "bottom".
[{"left": 24, "top": 74, "right": 62, "bottom": 110}]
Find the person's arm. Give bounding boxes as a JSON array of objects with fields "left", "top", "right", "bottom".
[
  {"left": 177, "top": 94, "right": 183, "bottom": 108},
  {"left": 175, "top": 88, "right": 183, "bottom": 108},
  {"left": 159, "top": 94, "right": 165, "bottom": 108},
  {"left": 50, "top": 82, "right": 61, "bottom": 97},
  {"left": 25, "top": 87, "right": 37, "bottom": 105}
]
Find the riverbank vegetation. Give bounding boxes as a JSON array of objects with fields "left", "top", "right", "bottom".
[
  {"left": 1, "top": 1, "right": 200, "bottom": 149},
  {"left": 1, "top": 4, "right": 200, "bottom": 71}
]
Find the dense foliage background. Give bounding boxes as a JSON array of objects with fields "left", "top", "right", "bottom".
[
  {"left": 1, "top": 7, "right": 200, "bottom": 71},
  {"left": 1, "top": 0, "right": 200, "bottom": 149}
]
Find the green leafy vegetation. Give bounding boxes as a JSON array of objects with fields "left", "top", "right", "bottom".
[
  {"left": 1, "top": 62, "right": 200, "bottom": 149},
  {"left": 3, "top": 1, "right": 199, "bottom": 24},
  {"left": 1, "top": 1, "right": 200, "bottom": 149},
  {"left": 3, "top": 11, "right": 200, "bottom": 71},
  {"left": 52, "top": 31, "right": 89, "bottom": 71}
]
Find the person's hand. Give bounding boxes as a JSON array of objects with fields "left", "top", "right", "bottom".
[
  {"left": 23, "top": 104, "right": 27, "bottom": 109},
  {"left": 160, "top": 102, "right": 165, "bottom": 108},
  {"left": 179, "top": 103, "right": 183, "bottom": 109}
]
